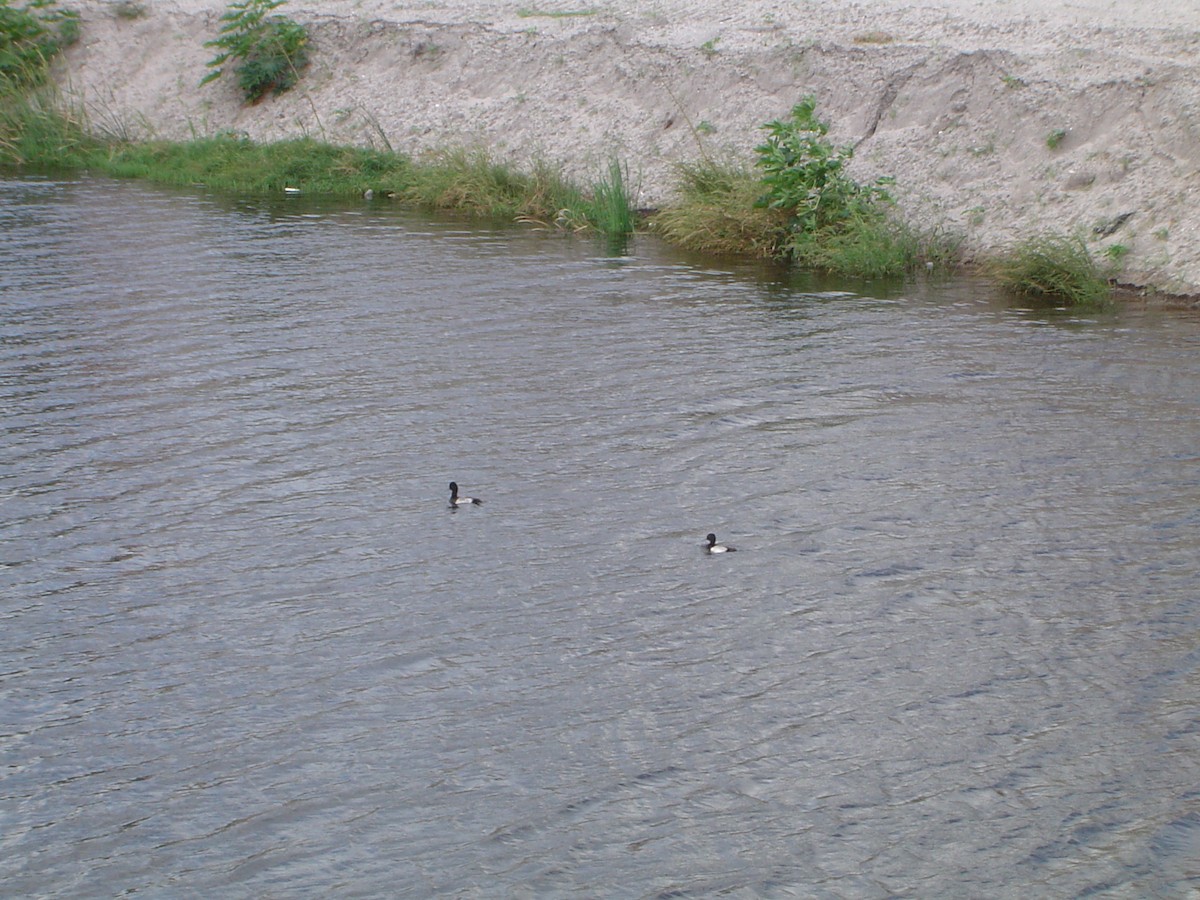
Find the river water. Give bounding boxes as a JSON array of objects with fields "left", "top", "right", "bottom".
[{"left": 2, "top": 175, "right": 1199, "bottom": 897}]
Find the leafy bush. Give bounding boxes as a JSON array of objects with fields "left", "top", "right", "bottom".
[
  {"left": 201, "top": 0, "right": 308, "bottom": 103},
  {"left": 0, "top": 0, "right": 79, "bottom": 88},
  {"left": 753, "top": 98, "right": 937, "bottom": 276},
  {"left": 754, "top": 97, "right": 891, "bottom": 234}
]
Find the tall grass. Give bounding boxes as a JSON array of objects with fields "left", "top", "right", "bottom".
[
  {"left": 987, "top": 233, "right": 1112, "bottom": 307},
  {"left": 586, "top": 157, "right": 635, "bottom": 238},
  {"left": 650, "top": 161, "right": 787, "bottom": 258},
  {"left": 0, "top": 0, "right": 80, "bottom": 89},
  {"left": 0, "top": 82, "right": 96, "bottom": 166},
  {"left": 400, "top": 146, "right": 584, "bottom": 222}
]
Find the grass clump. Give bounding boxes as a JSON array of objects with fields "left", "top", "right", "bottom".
[
  {"left": 586, "top": 157, "right": 635, "bottom": 237},
  {"left": 987, "top": 233, "right": 1112, "bottom": 307},
  {"left": 651, "top": 160, "right": 787, "bottom": 258},
  {"left": 0, "top": 81, "right": 96, "bottom": 165},
  {"left": 400, "top": 146, "right": 583, "bottom": 222},
  {"left": 398, "top": 148, "right": 631, "bottom": 238},
  {"left": 98, "top": 134, "right": 412, "bottom": 194},
  {"left": 1, "top": 0, "right": 79, "bottom": 88},
  {"left": 201, "top": 0, "right": 309, "bottom": 103}
]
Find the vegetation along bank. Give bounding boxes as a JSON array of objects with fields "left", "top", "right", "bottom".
[{"left": 5, "top": 0, "right": 1200, "bottom": 302}]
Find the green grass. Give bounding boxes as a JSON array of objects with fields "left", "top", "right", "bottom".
[
  {"left": 789, "top": 217, "right": 964, "bottom": 279},
  {"left": 986, "top": 233, "right": 1112, "bottom": 307},
  {"left": 399, "top": 146, "right": 585, "bottom": 222},
  {"left": 1, "top": 89, "right": 636, "bottom": 237},
  {"left": 98, "top": 134, "right": 412, "bottom": 193},
  {"left": 586, "top": 157, "right": 635, "bottom": 238},
  {"left": 650, "top": 161, "right": 788, "bottom": 258},
  {"left": 1, "top": 0, "right": 80, "bottom": 88},
  {"left": 0, "top": 82, "right": 97, "bottom": 166}
]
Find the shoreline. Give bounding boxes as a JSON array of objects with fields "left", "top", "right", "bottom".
[{"left": 56, "top": 0, "right": 1200, "bottom": 296}]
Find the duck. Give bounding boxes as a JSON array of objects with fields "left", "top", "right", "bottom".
[
  {"left": 449, "top": 481, "right": 482, "bottom": 507},
  {"left": 705, "top": 533, "right": 736, "bottom": 553}
]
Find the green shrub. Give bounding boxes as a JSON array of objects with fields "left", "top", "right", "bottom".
[
  {"left": 201, "top": 0, "right": 308, "bottom": 103},
  {"left": 754, "top": 97, "right": 891, "bottom": 234},
  {"left": 988, "top": 233, "right": 1112, "bottom": 307},
  {"left": 751, "top": 97, "right": 935, "bottom": 276},
  {"left": 0, "top": 0, "right": 80, "bottom": 88}
]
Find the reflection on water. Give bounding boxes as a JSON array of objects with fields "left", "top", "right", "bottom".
[{"left": 2, "top": 176, "right": 1199, "bottom": 897}]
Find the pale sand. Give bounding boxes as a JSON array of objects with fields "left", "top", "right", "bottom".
[{"left": 59, "top": 0, "right": 1200, "bottom": 294}]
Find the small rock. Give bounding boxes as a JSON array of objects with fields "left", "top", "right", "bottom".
[{"left": 1064, "top": 171, "right": 1096, "bottom": 190}]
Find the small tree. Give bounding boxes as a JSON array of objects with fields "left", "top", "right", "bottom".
[
  {"left": 201, "top": 0, "right": 308, "bottom": 103},
  {"left": 754, "top": 97, "right": 890, "bottom": 233}
]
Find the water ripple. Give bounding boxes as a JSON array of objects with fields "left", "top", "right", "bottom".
[{"left": 3, "top": 176, "right": 1200, "bottom": 897}]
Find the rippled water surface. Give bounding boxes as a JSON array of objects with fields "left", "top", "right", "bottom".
[{"left": 3, "top": 176, "right": 1199, "bottom": 897}]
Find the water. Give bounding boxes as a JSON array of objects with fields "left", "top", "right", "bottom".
[{"left": 2, "top": 175, "right": 1199, "bottom": 898}]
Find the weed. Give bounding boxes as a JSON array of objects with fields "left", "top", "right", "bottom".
[
  {"left": 1001, "top": 74, "right": 1026, "bottom": 89},
  {"left": 0, "top": 79, "right": 95, "bottom": 165},
  {"left": 1045, "top": 128, "right": 1066, "bottom": 150},
  {"left": 754, "top": 98, "right": 891, "bottom": 233},
  {"left": 789, "top": 214, "right": 962, "bottom": 279},
  {"left": 987, "top": 233, "right": 1112, "bottom": 307},
  {"left": 0, "top": 0, "right": 80, "bottom": 88},
  {"left": 201, "top": 0, "right": 309, "bottom": 103},
  {"left": 653, "top": 98, "right": 947, "bottom": 277},
  {"left": 100, "top": 135, "right": 413, "bottom": 194},
  {"left": 650, "top": 161, "right": 788, "bottom": 258},
  {"left": 695, "top": 120, "right": 716, "bottom": 135},
  {"left": 586, "top": 157, "right": 635, "bottom": 238},
  {"left": 853, "top": 31, "right": 894, "bottom": 44},
  {"left": 699, "top": 36, "right": 720, "bottom": 57},
  {"left": 1103, "top": 243, "right": 1130, "bottom": 265},
  {"left": 401, "top": 146, "right": 583, "bottom": 222}
]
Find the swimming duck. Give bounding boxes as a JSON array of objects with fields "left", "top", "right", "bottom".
[
  {"left": 705, "top": 533, "right": 736, "bottom": 553},
  {"left": 449, "top": 482, "right": 482, "bottom": 507}
]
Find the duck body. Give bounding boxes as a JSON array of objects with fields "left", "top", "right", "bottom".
[
  {"left": 705, "top": 533, "right": 735, "bottom": 553},
  {"left": 449, "top": 481, "right": 482, "bottom": 507}
]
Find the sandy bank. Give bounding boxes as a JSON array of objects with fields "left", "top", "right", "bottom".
[{"left": 58, "top": 0, "right": 1200, "bottom": 294}]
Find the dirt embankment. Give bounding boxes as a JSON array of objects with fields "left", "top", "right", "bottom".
[{"left": 60, "top": 0, "right": 1200, "bottom": 295}]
